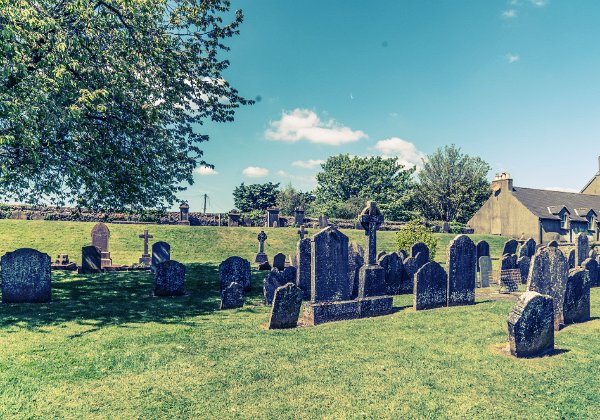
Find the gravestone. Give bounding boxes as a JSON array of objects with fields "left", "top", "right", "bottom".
[
  {"left": 282, "top": 266, "right": 297, "bottom": 284},
  {"left": 503, "top": 239, "right": 519, "bottom": 256},
  {"left": 397, "top": 250, "right": 408, "bottom": 261},
  {"left": 266, "top": 208, "right": 280, "bottom": 228},
  {"left": 52, "top": 254, "right": 77, "bottom": 271},
  {"left": 413, "top": 261, "right": 447, "bottom": 310},
  {"left": 568, "top": 249, "right": 576, "bottom": 269},
  {"left": 519, "top": 238, "right": 537, "bottom": 258},
  {"left": 220, "top": 282, "right": 244, "bottom": 309},
  {"left": 442, "top": 222, "right": 450, "bottom": 233},
  {"left": 263, "top": 268, "right": 285, "bottom": 305},
  {"left": 349, "top": 242, "right": 365, "bottom": 299},
  {"left": 79, "top": 246, "right": 102, "bottom": 274},
  {"left": 517, "top": 256, "right": 531, "bottom": 284},
  {"left": 575, "top": 233, "right": 589, "bottom": 267},
  {"left": 589, "top": 249, "right": 598, "bottom": 260},
  {"left": 297, "top": 225, "right": 307, "bottom": 240},
  {"left": 402, "top": 256, "right": 418, "bottom": 294},
  {"left": 501, "top": 254, "right": 517, "bottom": 270},
  {"left": 243, "top": 217, "right": 252, "bottom": 227},
  {"left": 377, "top": 251, "right": 387, "bottom": 260},
  {"left": 311, "top": 226, "right": 350, "bottom": 303},
  {"left": 228, "top": 210, "right": 241, "bottom": 227},
  {"left": 582, "top": 258, "right": 599, "bottom": 287},
  {"left": 358, "top": 201, "right": 386, "bottom": 298},
  {"left": 1, "top": 248, "right": 51, "bottom": 303},
  {"left": 507, "top": 291, "right": 554, "bottom": 358},
  {"left": 154, "top": 260, "right": 186, "bottom": 296},
  {"left": 268, "top": 283, "right": 304, "bottom": 329},
  {"left": 138, "top": 230, "right": 154, "bottom": 265},
  {"left": 151, "top": 241, "right": 171, "bottom": 272},
  {"left": 91, "top": 222, "right": 112, "bottom": 268},
  {"left": 296, "top": 238, "right": 312, "bottom": 299},
  {"left": 563, "top": 268, "right": 591, "bottom": 324},
  {"left": 526, "top": 246, "right": 569, "bottom": 330},
  {"left": 548, "top": 240, "right": 559, "bottom": 248},
  {"left": 273, "top": 220, "right": 279, "bottom": 228},
  {"left": 219, "top": 256, "right": 251, "bottom": 291},
  {"left": 476, "top": 240, "right": 490, "bottom": 272},
  {"left": 254, "top": 231, "right": 269, "bottom": 269},
  {"left": 318, "top": 214, "right": 329, "bottom": 229},
  {"left": 500, "top": 269, "right": 520, "bottom": 293},
  {"left": 273, "top": 253, "right": 286, "bottom": 271},
  {"left": 294, "top": 207, "right": 305, "bottom": 227},
  {"left": 178, "top": 202, "right": 190, "bottom": 225},
  {"left": 411, "top": 242, "right": 430, "bottom": 268},
  {"left": 446, "top": 235, "right": 476, "bottom": 306},
  {"left": 378, "top": 252, "right": 405, "bottom": 295},
  {"left": 479, "top": 256, "right": 492, "bottom": 288}
]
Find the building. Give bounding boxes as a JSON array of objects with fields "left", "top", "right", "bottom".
[{"left": 468, "top": 159, "right": 600, "bottom": 243}]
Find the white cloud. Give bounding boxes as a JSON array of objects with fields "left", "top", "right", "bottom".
[
  {"left": 242, "top": 166, "right": 269, "bottom": 178},
  {"left": 373, "top": 137, "right": 426, "bottom": 167},
  {"left": 506, "top": 53, "right": 520, "bottom": 63},
  {"left": 543, "top": 186, "right": 579, "bottom": 193},
  {"left": 530, "top": 0, "right": 548, "bottom": 6},
  {"left": 291, "top": 159, "right": 325, "bottom": 169},
  {"left": 276, "top": 170, "right": 317, "bottom": 186},
  {"left": 265, "top": 108, "right": 367, "bottom": 146},
  {"left": 502, "top": 9, "right": 517, "bottom": 18},
  {"left": 194, "top": 165, "right": 218, "bottom": 176}
]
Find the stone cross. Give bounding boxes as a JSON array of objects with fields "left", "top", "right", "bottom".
[
  {"left": 257, "top": 230, "right": 267, "bottom": 253},
  {"left": 359, "top": 201, "right": 384, "bottom": 265},
  {"left": 139, "top": 230, "right": 154, "bottom": 256},
  {"left": 297, "top": 225, "right": 306, "bottom": 240}
]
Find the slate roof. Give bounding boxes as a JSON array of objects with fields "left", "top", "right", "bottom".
[{"left": 512, "top": 187, "right": 600, "bottom": 222}]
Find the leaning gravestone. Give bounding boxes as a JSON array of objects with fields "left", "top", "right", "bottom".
[
  {"left": 517, "top": 256, "right": 531, "bottom": 284},
  {"left": 563, "top": 268, "right": 591, "bottom": 324},
  {"left": 220, "top": 282, "right": 244, "bottom": 310},
  {"left": 446, "top": 235, "right": 477, "bottom": 306},
  {"left": 219, "top": 256, "right": 251, "bottom": 292},
  {"left": 502, "top": 239, "right": 519, "bottom": 256},
  {"left": 507, "top": 291, "right": 554, "bottom": 358},
  {"left": 154, "top": 260, "right": 186, "bottom": 296},
  {"left": 263, "top": 268, "right": 285, "bottom": 305},
  {"left": 151, "top": 241, "right": 171, "bottom": 272},
  {"left": 582, "top": 258, "right": 599, "bottom": 287},
  {"left": 79, "top": 245, "right": 102, "bottom": 274},
  {"left": 296, "top": 238, "right": 312, "bottom": 299},
  {"left": 478, "top": 256, "right": 492, "bottom": 288},
  {"left": 1, "top": 248, "right": 51, "bottom": 303},
  {"left": 273, "top": 253, "right": 286, "bottom": 271},
  {"left": 526, "top": 246, "right": 569, "bottom": 330},
  {"left": 575, "top": 233, "right": 589, "bottom": 267},
  {"left": 268, "top": 283, "right": 304, "bottom": 329},
  {"left": 378, "top": 252, "right": 405, "bottom": 295},
  {"left": 311, "top": 226, "right": 350, "bottom": 303},
  {"left": 348, "top": 242, "right": 365, "bottom": 299},
  {"left": 413, "top": 261, "right": 447, "bottom": 310}
]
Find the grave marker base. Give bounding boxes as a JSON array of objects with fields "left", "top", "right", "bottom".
[{"left": 303, "top": 296, "right": 393, "bottom": 326}]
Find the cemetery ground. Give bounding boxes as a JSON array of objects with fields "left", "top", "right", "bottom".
[{"left": 0, "top": 221, "right": 598, "bottom": 418}]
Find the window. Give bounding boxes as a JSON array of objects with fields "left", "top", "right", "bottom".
[
  {"left": 561, "top": 212, "right": 569, "bottom": 230},
  {"left": 588, "top": 214, "right": 597, "bottom": 231}
]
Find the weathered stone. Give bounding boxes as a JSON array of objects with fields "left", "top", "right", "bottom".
[
  {"left": 220, "top": 282, "right": 244, "bottom": 309},
  {"left": 52, "top": 254, "right": 77, "bottom": 271},
  {"left": 254, "top": 231, "right": 269, "bottom": 267},
  {"left": 517, "top": 256, "right": 531, "bottom": 284},
  {"left": 589, "top": 248, "right": 598, "bottom": 260},
  {"left": 228, "top": 210, "right": 241, "bottom": 227},
  {"left": 91, "top": 222, "right": 112, "bottom": 268},
  {"left": 138, "top": 230, "right": 154, "bottom": 266},
  {"left": 378, "top": 252, "right": 405, "bottom": 295},
  {"left": 358, "top": 265, "right": 386, "bottom": 298},
  {"left": 502, "top": 239, "right": 519, "bottom": 256},
  {"left": 318, "top": 214, "right": 329, "bottom": 229},
  {"left": 151, "top": 241, "right": 170, "bottom": 272},
  {"left": 519, "top": 238, "right": 537, "bottom": 258},
  {"left": 568, "top": 249, "right": 576, "bottom": 269},
  {"left": 526, "top": 246, "right": 569, "bottom": 330},
  {"left": 376, "top": 251, "right": 387, "bottom": 260},
  {"left": 476, "top": 240, "right": 490, "bottom": 258},
  {"left": 282, "top": 266, "right": 297, "bottom": 284},
  {"left": 296, "top": 238, "right": 311, "bottom": 299},
  {"left": 582, "top": 258, "right": 599, "bottom": 287},
  {"left": 563, "top": 268, "right": 591, "bottom": 324},
  {"left": 273, "top": 253, "right": 286, "bottom": 271},
  {"left": 311, "top": 226, "right": 350, "bottom": 303},
  {"left": 179, "top": 202, "right": 190, "bottom": 225},
  {"left": 479, "top": 256, "right": 492, "bottom": 288},
  {"left": 243, "top": 217, "right": 252, "bottom": 227},
  {"left": 219, "top": 256, "right": 251, "bottom": 292},
  {"left": 266, "top": 208, "right": 280, "bottom": 228},
  {"left": 349, "top": 242, "right": 365, "bottom": 299},
  {"left": 411, "top": 242, "right": 430, "bottom": 268},
  {"left": 360, "top": 201, "right": 384, "bottom": 265},
  {"left": 402, "top": 256, "right": 418, "bottom": 294},
  {"left": 294, "top": 208, "right": 305, "bottom": 227},
  {"left": 507, "top": 291, "right": 554, "bottom": 358},
  {"left": 446, "top": 235, "right": 476, "bottom": 306},
  {"left": 154, "top": 260, "right": 186, "bottom": 296},
  {"left": 414, "top": 261, "right": 447, "bottom": 310},
  {"left": 575, "top": 233, "right": 589, "bottom": 267},
  {"left": 263, "top": 268, "right": 285, "bottom": 305},
  {"left": 303, "top": 296, "right": 393, "bottom": 326},
  {"left": 269, "top": 283, "right": 304, "bottom": 329},
  {"left": 1, "top": 248, "right": 51, "bottom": 303},
  {"left": 79, "top": 245, "right": 102, "bottom": 274},
  {"left": 501, "top": 254, "right": 518, "bottom": 270}
]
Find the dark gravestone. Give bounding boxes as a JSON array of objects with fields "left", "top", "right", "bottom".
[
  {"left": 349, "top": 242, "right": 365, "bottom": 299},
  {"left": 293, "top": 207, "right": 305, "bottom": 227},
  {"left": 228, "top": 211, "right": 241, "bottom": 227},
  {"left": 91, "top": 222, "right": 112, "bottom": 268},
  {"left": 266, "top": 208, "right": 280, "bottom": 227},
  {"left": 269, "top": 283, "right": 304, "bottom": 329},
  {"left": 479, "top": 256, "right": 492, "bottom": 287},
  {"left": 575, "top": 233, "right": 589, "bottom": 267},
  {"left": 517, "top": 256, "right": 531, "bottom": 284},
  {"left": 178, "top": 202, "right": 190, "bottom": 225},
  {"left": 358, "top": 201, "right": 386, "bottom": 298},
  {"left": 446, "top": 235, "right": 476, "bottom": 306},
  {"left": 378, "top": 252, "right": 405, "bottom": 295},
  {"left": 254, "top": 231, "right": 269, "bottom": 269},
  {"left": 243, "top": 217, "right": 252, "bottom": 227},
  {"left": 590, "top": 249, "right": 598, "bottom": 260},
  {"left": 414, "top": 261, "right": 447, "bottom": 311},
  {"left": 151, "top": 241, "right": 170, "bottom": 272},
  {"left": 402, "top": 256, "right": 418, "bottom": 294},
  {"left": 502, "top": 239, "right": 519, "bottom": 256},
  {"left": 501, "top": 254, "right": 517, "bottom": 270},
  {"left": 220, "top": 282, "right": 244, "bottom": 310},
  {"left": 318, "top": 214, "right": 329, "bottom": 229},
  {"left": 154, "top": 260, "right": 186, "bottom": 296},
  {"left": 282, "top": 266, "right": 297, "bottom": 284},
  {"left": 476, "top": 240, "right": 490, "bottom": 272},
  {"left": 568, "top": 249, "right": 576, "bottom": 269},
  {"left": 311, "top": 226, "right": 350, "bottom": 303},
  {"left": 296, "top": 238, "right": 312, "bottom": 299},
  {"left": 411, "top": 242, "right": 430, "bottom": 268},
  {"left": 526, "top": 246, "right": 569, "bottom": 330},
  {"left": 273, "top": 253, "right": 286, "bottom": 271},
  {"left": 507, "top": 291, "right": 554, "bottom": 358},
  {"left": 563, "top": 268, "right": 591, "bottom": 324},
  {"left": 519, "top": 238, "right": 537, "bottom": 258},
  {"left": 397, "top": 250, "right": 408, "bottom": 261},
  {"left": 263, "top": 268, "right": 285, "bottom": 305},
  {"left": 79, "top": 246, "right": 102, "bottom": 274},
  {"left": 582, "top": 258, "right": 599, "bottom": 287},
  {"left": 376, "top": 251, "right": 387, "bottom": 260},
  {"left": 1, "top": 248, "right": 51, "bottom": 303},
  {"left": 219, "top": 256, "right": 251, "bottom": 292}
]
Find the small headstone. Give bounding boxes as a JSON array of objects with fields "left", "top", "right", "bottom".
[
  {"left": 522, "top": 238, "right": 537, "bottom": 258},
  {"left": 582, "top": 258, "right": 599, "bottom": 287},
  {"left": 1, "top": 248, "right": 51, "bottom": 303},
  {"left": 575, "top": 233, "right": 589, "bottom": 267},
  {"left": 413, "top": 261, "right": 447, "bottom": 311},
  {"left": 507, "top": 291, "right": 554, "bottom": 358},
  {"left": 502, "top": 239, "right": 519, "bottom": 256},
  {"left": 154, "top": 260, "right": 186, "bottom": 296},
  {"left": 138, "top": 230, "right": 154, "bottom": 266},
  {"left": 91, "top": 222, "right": 112, "bottom": 268},
  {"left": 273, "top": 220, "right": 279, "bottom": 228},
  {"left": 219, "top": 256, "right": 251, "bottom": 291},
  {"left": 267, "top": 208, "right": 280, "bottom": 228},
  {"left": 151, "top": 241, "right": 170, "bottom": 272},
  {"left": 179, "top": 202, "right": 190, "bottom": 225},
  {"left": 501, "top": 254, "right": 517, "bottom": 270},
  {"left": 442, "top": 222, "right": 450, "bottom": 233},
  {"left": 318, "top": 214, "right": 329, "bottom": 229},
  {"left": 228, "top": 210, "right": 241, "bottom": 227},
  {"left": 296, "top": 238, "right": 312, "bottom": 299},
  {"left": 220, "top": 282, "right": 244, "bottom": 309},
  {"left": 378, "top": 252, "right": 405, "bottom": 295},
  {"left": 273, "top": 253, "right": 286, "bottom": 271},
  {"left": 500, "top": 269, "right": 520, "bottom": 293},
  {"left": 79, "top": 245, "right": 102, "bottom": 274},
  {"left": 254, "top": 231, "right": 269, "bottom": 269},
  {"left": 478, "top": 256, "right": 492, "bottom": 288},
  {"left": 476, "top": 240, "right": 490, "bottom": 272},
  {"left": 263, "top": 268, "right": 285, "bottom": 305},
  {"left": 446, "top": 235, "right": 477, "bottom": 306},
  {"left": 563, "top": 268, "right": 591, "bottom": 324},
  {"left": 589, "top": 249, "right": 598, "bottom": 260},
  {"left": 311, "top": 226, "right": 350, "bottom": 303},
  {"left": 293, "top": 207, "right": 305, "bottom": 227},
  {"left": 376, "top": 251, "right": 387, "bottom": 260},
  {"left": 268, "top": 283, "right": 304, "bottom": 329},
  {"left": 243, "top": 217, "right": 253, "bottom": 227},
  {"left": 568, "top": 249, "right": 576, "bottom": 269},
  {"left": 411, "top": 242, "right": 430, "bottom": 267}
]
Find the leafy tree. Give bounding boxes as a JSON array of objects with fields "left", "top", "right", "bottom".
[
  {"left": 232, "top": 182, "right": 280, "bottom": 212},
  {"left": 396, "top": 220, "right": 438, "bottom": 260},
  {"left": 276, "top": 183, "right": 315, "bottom": 216},
  {"left": 415, "top": 145, "right": 491, "bottom": 223},
  {"left": 0, "top": 0, "right": 251, "bottom": 210},
  {"left": 313, "top": 154, "right": 416, "bottom": 220}
]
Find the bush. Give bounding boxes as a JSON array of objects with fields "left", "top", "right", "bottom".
[
  {"left": 396, "top": 220, "right": 438, "bottom": 260},
  {"left": 448, "top": 221, "right": 466, "bottom": 234}
]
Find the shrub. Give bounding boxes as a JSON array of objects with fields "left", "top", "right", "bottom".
[{"left": 396, "top": 220, "right": 438, "bottom": 260}]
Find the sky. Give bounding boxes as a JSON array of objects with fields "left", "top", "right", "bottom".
[{"left": 180, "top": 0, "right": 600, "bottom": 213}]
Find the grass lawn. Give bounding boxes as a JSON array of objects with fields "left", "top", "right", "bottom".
[{"left": 0, "top": 220, "right": 598, "bottom": 418}]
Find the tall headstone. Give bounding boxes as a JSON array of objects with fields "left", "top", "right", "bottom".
[
  {"left": 178, "top": 202, "right": 190, "bottom": 225},
  {"left": 582, "top": 258, "right": 599, "bottom": 287},
  {"left": 517, "top": 256, "right": 531, "bottom": 284},
  {"left": 348, "top": 242, "right": 365, "bottom": 299},
  {"left": 151, "top": 241, "right": 171, "bottom": 272},
  {"left": 273, "top": 253, "right": 286, "bottom": 271},
  {"left": 138, "top": 229, "right": 153, "bottom": 265},
  {"left": 446, "top": 235, "right": 476, "bottom": 306},
  {"left": 219, "top": 256, "right": 251, "bottom": 291},
  {"left": 414, "top": 261, "right": 447, "bottom": 311},
  {"left": 568, "top": 249, "right": 576, "bottom": 269},
  {"left": 503, "top": 239, "right": 519, "bottom": 256},
  {"left": 575, "top": 233, "right": 589, "bottom": 267},
  {"left": 154, "top": 260, "right": 185, "bottom": 296},
  {"left": 79, "top": 245, "right": 102, "bottom": 274},
  {"left": 1, "top": 248, "right": 51, "bottom": 303},
  {"left": 228, "top": 210, "right": 241, "bottom": 227},
  {"left": 268, "top": 283, "right": 304, "bottom": 329},
  {"left": 378, "top": 252, "right": 405, "bottom": 295},
  {"left": 296, "top": 237, "right": 311, "bottom": 299},
  {"left": 507, "top": 291, "right": 554, "bottom": 358},
  {"left": 357, "top": 201, "right": 386, "bottom": 298},
  {"left": 91, "top": 222, "right": 112, "bottom": 268},
  {"left": 254, "top": 231, "right": 269, "bottom": 269},
  {"left": 563, "top": 268, "right": 591, "bottom": 324},
  {"left": 266, "top": 208, "right": 280, "bottom": 228},
  {"left": 220, "top": 282, "right": 244, "bottom": 310},
  {"left": 311, "top": 226, "right": 350, "bottom": 303},
  {"left": 478, "top": 256, "right": 492, "bottom": 288},
  {"left": 294, "top": 207, "right": 305, "bottom": 227},
  {"left": 526, "top": 246, "right": 569, "bottom": 330}
]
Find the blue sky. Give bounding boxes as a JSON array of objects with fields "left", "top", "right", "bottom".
[{"left": 181, "top": 0, "right": 600, "bottom": 212}]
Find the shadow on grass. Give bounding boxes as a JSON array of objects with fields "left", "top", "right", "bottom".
[{"left": 0, "top": 263, "right": 266, "bottom": 331}]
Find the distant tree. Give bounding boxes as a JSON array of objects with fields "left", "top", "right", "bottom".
[
  {"left": 0, "top": 0, "right": 251, "bottom": 210},
  {"left": 313, "top": 154, "right": 416, "bottom": 220},
  {"left": 232, "top": 182, "right": 280, "bottom": 212},
  {"left": 396, "top": 219, "right": 438, "bottom": 260},
  {"left": 276, "top": 183, "right": 315, "bottom": 216},
  {"left": 415, "top": 145, "right": 491, "bottom": 223}
]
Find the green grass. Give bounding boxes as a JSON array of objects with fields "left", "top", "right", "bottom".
[{"left": 0, "top": 220, "right": 598, "bottom": 418}]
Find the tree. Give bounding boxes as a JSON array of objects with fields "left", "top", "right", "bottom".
[
  {"left": 276, "top": 183, "right": 315, "bottom": 216},
  {"left": 0, "top": 0, "right": 251, "bottom": 210},
  {"left": 232, "top": 182, "right": 280, "bottom": 212},
  {"left": 396, "top": 220, "right": 438, "bottom": 260},
  {"left": 313, "top": 154, "right": 416, "bottom": 220},
  {"left": 415, "top": 145, "right": 491, "bottom": 223}
]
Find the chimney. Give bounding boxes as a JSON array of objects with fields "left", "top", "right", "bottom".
[
  {"left": 597, "top": 156, "right": 600, "bottom": 174},
  {"left": 491, "top": 172, "right": 514, "bottom": 193}
]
